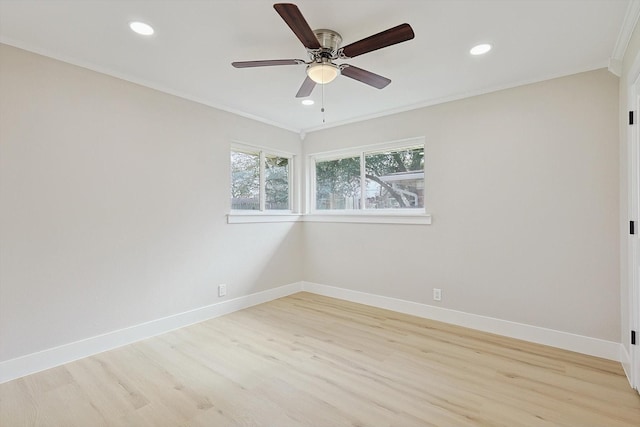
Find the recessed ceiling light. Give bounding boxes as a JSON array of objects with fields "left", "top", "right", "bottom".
[
  {"left": 470, "top": 43, "right": 492, "bottom": 55},
  {"left": 301, "top": 99, "right": 314, "bottom": 106},
  {"left": 129, "top": 21, "right": 154, "bottom": 36}
]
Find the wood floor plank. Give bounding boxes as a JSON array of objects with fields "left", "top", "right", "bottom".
[{"left": 1, "top": 292, "right": 639, "bottom": 426}]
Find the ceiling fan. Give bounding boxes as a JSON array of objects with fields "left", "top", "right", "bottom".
[{"left": 232, "top": 3, "right": 415, "bottom": 98}]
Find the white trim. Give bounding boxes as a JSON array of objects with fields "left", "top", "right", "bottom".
[
  {"left": 627, "top": 47, "right": 640, "bottom": 91},
  {"left": 621, "top": 344, "right": 633, "bottom": 389},
  {"left": 0, "top": 282, "right": 303, "bottom": 384},
  {"left": 227, "top": 213, "right": 302, "bottom": 223},
  {"left": 360, "top": 151, "right": 366, "bottom": 209},
  {"left": 609, "top": 58, "right": 623, "bottom": 77},
  {"left": 627, "top": 72, "right": 640, "bottom": 391},
  {"left": 302, "top": 282, "right": 621, "bottom": 362},
  {"left": 307, "top": 137, "right": 426, "bottom": 160},
  {"left": 259, "top": 151, "right": 266, "bottom": 211},
  {"left": 303, "top": 213, "right": 431, "bottom": 225},
  {"left": 611, "top": 0, "right": 640, "bottom": 66},
  {"left": 231, "top": 141, "right": 294, "bottom": 160},
  {"left": 226, "top": 213, "right": 430, "bottom": 224},
  {"left": 623, "top": 62, "right": 640, "bottom": 391}
]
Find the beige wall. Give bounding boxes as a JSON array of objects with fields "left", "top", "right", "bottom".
[
  {"left": 303, "top": 69, "right": 620, "bottom": 342},
  {"left": 0, "top": 44, "right": 303, "bottom": 362},
  {"left": 0, "top": 41, "right": 623, "bottom": 365}
]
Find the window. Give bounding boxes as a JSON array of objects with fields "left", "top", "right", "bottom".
[
  {"left": 231, "top": 145, "right": 292, "bottom": 212},
  {"left": 315, "top": 156, "right": 361, "bottom": 210},
  {"left": 229, "top": 138, "right": 428, "bottom": 225},
  {"left": 364, "top": 147, "right": 424, "bottom": 209},
  {"left": 231, "top": 151, "right": 260, "bottom": 210},
  {"left": 265, "top": 155, "right": 290, "bottom": 210},
  {"left": 311, "top": 138, "right": 425, "bottom": 213}
]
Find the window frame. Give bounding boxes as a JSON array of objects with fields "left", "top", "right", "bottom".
[
  {"left": 307, "top": 137, "right": 430, "bottom": 224},
  {"left": 229, "top": 142, "right": 296, "bottom": 218}
]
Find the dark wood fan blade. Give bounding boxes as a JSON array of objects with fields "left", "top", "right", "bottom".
[
  {"left": 340, "top": 65, "right": 391, "bottom": 89},
  {"left": 295, "top": 76, "right": 316, "bottom": 98},
  {"left": 274, "top": 3, "right": 321, "bottom": 50},
  {"left": 232, "top": 59, "right": 302, "bottom": 68},
  {"left": 341, "top": 23, "right": 414, "bottom": 58}
]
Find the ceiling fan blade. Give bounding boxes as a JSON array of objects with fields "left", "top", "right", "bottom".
[
  {"left": 274, "top": 3, "right": 321, "bottom": 50},
  {"left": 340, "top": 65, "right": 391, "bottom": 89},
  {"left": 232, "top": 59, "right": 303, "bottom": 68},
  {"left": 296, "top": 76, "right": 316, "bottom": 98},
  {"left": 340, "top": 23, "right": 414, "bottom": 58}
]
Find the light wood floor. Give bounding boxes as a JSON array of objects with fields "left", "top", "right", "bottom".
[{"left": 1, "top": 292, "right": 639, "bottom": 426}]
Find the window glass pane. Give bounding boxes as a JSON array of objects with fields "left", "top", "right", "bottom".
[
  {"left": 230, "top": 151, "right": 260, "bottom": 210},
  {"left": 315, "top": 157, "right": 361, "bottom": 210},
  {"left": 364, "top": 147, "right": 424, "bottom": 209},
  {"left": 265, "top": 156, "right": 289, "bottom": 210}
]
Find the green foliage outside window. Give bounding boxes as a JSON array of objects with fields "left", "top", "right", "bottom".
[{"left": 231, "top": 150, "right": 290, "bottom": 211}]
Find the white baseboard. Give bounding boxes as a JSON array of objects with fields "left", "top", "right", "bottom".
[
  {"left": 0, "top": 282, "right": 303, "bottom": 384},
  {"left": 1, "top": 280, "right": 624, "bottom": 385},
  {"left": 302, "top": 282, "right": 622, "bottom": 362}
]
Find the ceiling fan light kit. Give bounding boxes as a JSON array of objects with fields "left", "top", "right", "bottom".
[
  {"left": 231, "top": 3, "right": 414, "bottom": 98},
  {"left": 307, "top": 62, "right": 339, "bottom": 84}
]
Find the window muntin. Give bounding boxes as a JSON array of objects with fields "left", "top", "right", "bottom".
[
  {"left": 310, "top": 139, "right": 425, "bottom": 213},
  {"left": 231, "top": 146, "right": 292, "bottom": 212}
]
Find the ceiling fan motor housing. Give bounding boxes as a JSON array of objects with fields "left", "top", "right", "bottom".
[{"left": 312, "top": 29, "right": 342, "bottom": 58}]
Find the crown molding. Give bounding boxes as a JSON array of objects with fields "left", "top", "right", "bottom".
[{"left": 609, "top": 0, "right": 640, "bottom": 76}]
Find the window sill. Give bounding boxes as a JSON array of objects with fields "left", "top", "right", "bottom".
[
  {"left": 227, "top": 213, "right": 302, "bottom": 224},
  {"left": 303, "top": 213, "right": 432, "bottom": 225},
  {"left": 227, "top": 212, "right": 432, "bottom": 225}
]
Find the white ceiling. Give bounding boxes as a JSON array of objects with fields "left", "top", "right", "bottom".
[{"left": 0, "top": 0, "right": 633, "bottom": 133}]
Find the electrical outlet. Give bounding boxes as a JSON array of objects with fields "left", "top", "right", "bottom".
[
  {"left": 433, "top": 288, "right": 442, "bottom": 301},
  {"left": 218, "top": 284, "right": 227, "bottom": 297}
]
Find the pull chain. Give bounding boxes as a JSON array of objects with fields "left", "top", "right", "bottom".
[{"left": 321, "top": 79, "right": 326, "bottom": 123}]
